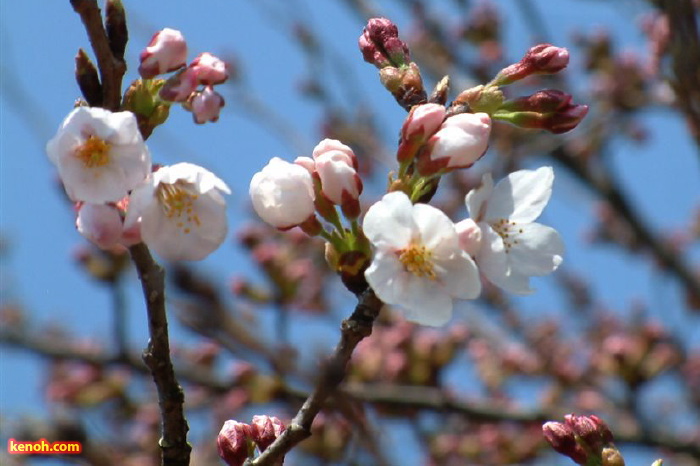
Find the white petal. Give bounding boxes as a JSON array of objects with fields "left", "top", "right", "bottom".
[
  {"left": 436, "top": 251, "right": 481, "bottom": 299},
  {"left": 362, "top": 192, "right": 415, "bottom": 250},
  {"left": 486, "top": 167, "right": 553, "bottom": 223},
  {"left": 465, "top": 173, "right": 494, "bottom": 222},
  {"left": 412, "top": 203, "right": 458, "bottom": 252},
  {"left": 507, "top": 223, "right": 564, "bottom": 276},
  {"left": 477, "top": 224, "right": 534, "bottom": 295},
  {"left": 364, "top": 251, "right": 453, "bottom": 326}
]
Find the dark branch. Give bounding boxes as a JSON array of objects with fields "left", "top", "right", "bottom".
[
  {"left": 129, "top": 243, "right": 191, "bottom": 466},
  {"left": 247, "top": 288, "right": 383, "bottom": 465}
]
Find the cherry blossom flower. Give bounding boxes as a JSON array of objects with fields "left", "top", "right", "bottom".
[
  {"left": 189, "top": 52, "right": 229, "bottom": 85},
  {"left": 458, "top": 166, "right": 564, "bottom": 294},
  {"left": 46, "top": 107, "right": 151, "bottom": 203},
  {"left": 138, "top": 28, "right": 188, "bottom": 79},
  {"left": 363, "top": 191, "right": 481, "bottom": 326},
  {"left": 125, "top": 163, "right": 230, "bottom": 261},
  {"left": 249, "top": 157, "right": 316, "bottom": 229}
]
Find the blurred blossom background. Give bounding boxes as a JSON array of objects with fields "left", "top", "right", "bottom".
[{"left": 1, "top": 1, "right": 699, "bottom": 465}]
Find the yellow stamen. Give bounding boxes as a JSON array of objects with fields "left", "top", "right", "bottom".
[
  {"left": 398, "top": 242, "right": 436, "bottom": 279},
  {"left": 75, "top": 135, "right": 111, "bottom": 168},
  {"left": 156, "top": 180, "right": 200, "bottom": 234},
  {"left": 491, "top": 218, "right": 521, "bottom": 253}
]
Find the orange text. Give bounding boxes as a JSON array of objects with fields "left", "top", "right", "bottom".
[{"left": 7, "top": 438, "right": 82, "bottom": 455}]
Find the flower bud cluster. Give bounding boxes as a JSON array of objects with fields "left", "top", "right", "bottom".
[
  {"left": 138, "top": 28, "right": 228, "bottom": 124},
  {"left": 358, "top": 18, "right": 427, "bottom": 110},
  {"left": 217, "top": 415, "right": 286, "bottom": 466},
  {"left": 542, "top": 414, "right": 622, "bottom": 466},
  {"left": 47, "top": 106, "right": 230, "bottom": 261}
]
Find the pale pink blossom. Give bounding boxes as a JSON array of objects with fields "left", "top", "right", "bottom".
[
  {"left": 138, "top": 28, "right": 188, "bottom": 79},
  {"left": 126, "top": 163, "right": 230, "bottom": 261},
  {"left": 249, "top": 157, "right": 316, "bottom": 229},
  {"left": 463, "top": 167, "right": 564, "bottom": 294},
  {"left": 46, "top": 107, "right": 151, "bottom": 203},
  {"left": 159, "top": 68, "right": 199, "bottom": 102},
  {"left": 363, "top": 191, "right": 480, "bottom": 326}
]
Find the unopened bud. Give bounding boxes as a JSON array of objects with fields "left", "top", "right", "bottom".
[
  {"left": 492, "top": 43, "right": 569, "bottom": 86},
  {"left": 190, "top": 52, "right": 229, "bottom": 85},
  {"left": 542, "top": 421, "right": 587, "bottom": 464},
  {"left": 138, "top": 28, "right": 188, "bottom": 79},
  {"left": 105, "top": 0, "right": 128, "bottom": 60},
  {"left": 359, "top": 17, "right": 410, "bottom": 68},
  {"left": 217, "top": 420, "right": 253, "bottom": 466},
  {"left": 159, "top": 67, "right": 199, "bottom": 102},
  {"left": 250, "top": 415, "right": 285, "bottom": 453},
  {"left": 495, "top": 90, "right": 588, "bottom": 134},
  {"left": 186, "top": 86, "right": 225, "bottom": 124},
  {"left": 75, "top": 49, "right": 103, "bottom": 107}
]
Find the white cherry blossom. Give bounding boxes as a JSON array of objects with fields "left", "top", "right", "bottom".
[
  {"left": 46, "top": 107, "right": 151, "bottom": 203},
  {"left": 249, "top": 157, "right": 316, "bottom": 229},
  {"left": 363, "top": 191, "right": 481, "bottom": 326},
  {"left": 461, "top": 166, "right": 564, "bottom": 294},
  {"left": 125, "top": 162, "right": 230, "bottom": 261}
]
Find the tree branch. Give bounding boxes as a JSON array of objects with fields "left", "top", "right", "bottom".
[
  {"left": 70, "top": 0, "right": 126, "bottom": 110},
  {"left": 658, "top": 0, "right": 700, "bottom": 152},
  {"left": 129, "top": 243, "right": 191, "bottom": 466},
  {"left": 247, "top": 288, "right": 383, "bottom": 465}
]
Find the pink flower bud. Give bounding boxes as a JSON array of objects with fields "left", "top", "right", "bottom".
[
  {"left": 294, "top": 156, "right": 316, "bottom": 173},
  {"left": 190, "top": 52, "right": 229, "bottom": 85},
  {"left": 359, "top": 17, "right": 410, "bottom": 68},
  {"left": 138, "top": 28, "right": 188, "bottom": 79},
  {"left": 314, "top": 149, "right": 363, "bottom": 206},
  {"left": 76, "top": 202, "right": 126, "bottom": 251},
  {"left": 497, "top": 90, "right": 588, "bottom": 134},
  {"left": 312, "top": 139, "right": 357, "bottom": 170},
  {"left": 418, "top": 112, "right": 491, "bottom": 175},
  {"left": 217, "top": 420, "right": 253, "bottom": 466},
  {"left": 542, "top": 421, "right": 587, "bottom": 464},
  {"left": 401, "top": 103, "right": 446, "bottom": 142},
  {"left": 250, "top": 415, "right": 285, "bottom": 453},
  {"left": 187, "top": 86, "right": 225, "bottom": 124},
  {"left": 159, "top": 67, "right": 199, "bottom": 102},
  {"left": 493, "top": 44, "right": 569, "bottom": 85},
  {"left": 455, "top": 218, "right": 482, "bottom": 256},
  {"left": 250, "top": 157, "right": 316, "bottom": 229}
]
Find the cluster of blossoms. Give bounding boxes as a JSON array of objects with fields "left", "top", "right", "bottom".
[
  {"left": 45, "top": 28, "right": 233, "bottom": 261},
  {"left": 217, "top": 415, "right": 286, "bottom": 465},
  {"left": 139, "top": 28, "right": 229, "bottom": 124},
  {"left": 248, "top": 20, "right": 577, "bottom": 326},
  {"left": 47, "top": 106, "right": 229, "bottom": 261}
]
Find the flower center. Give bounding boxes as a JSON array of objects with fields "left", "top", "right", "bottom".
[
  {"left": 75, "top": 135, "right": 111, "bottom": 168},
  {"left": 398, "top": 242, "right": 436, "bottom": 279},
  {"left": 156, "top": 180, "right": 201, "bottom": 234},
  {"left": 491, "top": 218, "right": 524, "bottom": 253}
]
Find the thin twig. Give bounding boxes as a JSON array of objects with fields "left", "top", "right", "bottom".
[
  {"left": 70, "top": 0, "right": 126, "bottom": 110},
  {"left": 247, "top": 288, "right": 383, "bottom": 465},
  {"left": 129, "top": 243, "right": 191, "bottom": 466}
]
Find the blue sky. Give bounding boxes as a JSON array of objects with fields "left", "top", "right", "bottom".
[{"left": 1, "top": 1, "right": 698, "bottom": 464}]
